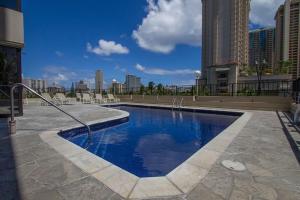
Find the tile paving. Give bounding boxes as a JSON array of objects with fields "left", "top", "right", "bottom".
[{"left": 0, "top": 104, "right": 299, "bottom": 199}]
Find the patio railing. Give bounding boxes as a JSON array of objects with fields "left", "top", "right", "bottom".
[{"left": 104, "top": 80, "right": 295, "bottom": 97}]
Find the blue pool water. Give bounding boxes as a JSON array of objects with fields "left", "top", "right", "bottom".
[{"left": 60, "top": 105, "right": 239, "bottom": 177}]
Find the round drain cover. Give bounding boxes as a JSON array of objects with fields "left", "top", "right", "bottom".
[{"left": 221, "top": 160, "right": 246, "bottom": 171}]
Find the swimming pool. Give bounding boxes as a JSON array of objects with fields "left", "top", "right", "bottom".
[{"left": 59, "top": 105, "right": 240, "bottom": 177}]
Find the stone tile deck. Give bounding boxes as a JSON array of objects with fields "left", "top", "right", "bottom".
[{"left": 0, "top": 104, "right": 299, "bottom": 200}]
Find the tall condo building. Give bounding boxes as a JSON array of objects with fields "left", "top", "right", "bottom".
[
  {"left": 0, "top": 0, "right": 24, "bottom": 116},
  {"left": 75, "top": 80, "right": 89, "bottom": 93},
  {"left": 111, "top": 79, "right": 124, "bottom": 94},
  {"left": 125, "top": 75, "right": 141, "bottom": 93},
  {"left": 249, "top": 28, "right": 275, "bottom": 70},
  {"left": 274, "top": 0, "right": 300, "bottom": 79},
  {"left": 23, "top": 78, "right": 48, "bottom": 93},
  {"left": 202, "top": 0, "right": 250, "bottom": 92},
  {"left": 95, "top": 70, "right": 103, "bottom": 93}
]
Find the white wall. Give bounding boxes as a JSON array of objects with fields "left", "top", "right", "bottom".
[{"left": 0, "top": 7, "right": 24, "bottom": 48}]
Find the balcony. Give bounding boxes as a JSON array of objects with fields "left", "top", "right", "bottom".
[{"left": 0, "top": 7, "right": 24, "bottom": 48}]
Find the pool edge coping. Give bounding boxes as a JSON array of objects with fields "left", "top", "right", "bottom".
[{"left": 39, "top": 104, "right": 252, "bottom": 199}]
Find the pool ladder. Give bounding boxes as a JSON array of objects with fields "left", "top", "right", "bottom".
[{"left": 172, "top": 97, "right": 184, "bottom": 110}]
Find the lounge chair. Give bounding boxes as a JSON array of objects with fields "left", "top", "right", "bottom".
[
  {"left": 54, "top": 93, "right": 71, "bottom": 105},
  {"left": 107, "top": 94, "right": 120, "bottom": 103},
  {"left": 41, "top": 93, "right": 59, "bottom": 106},
  {"left": 90, "top": 93, "right": 95, "bottom": 103},
  {"left": 95, "top": 93, "right": 107, "bottom": 104},
  {"left": 76, "top": 93, "right": 82, "bottom": 102},
  {"left": 82, "top": 93, "right": 93, "bottom": 104}
]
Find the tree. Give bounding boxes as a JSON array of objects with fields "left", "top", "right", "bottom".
[
  {"left": 139, "top": 85, "right": 145, "bottom": 95},
  {"left": 277, "top": 60, "right": 292, "bottom": 74},
  {"left": 148, "top": 81, "right": 155, "bottom": 95},
  {"left": 70, "top": 82, "right": 75, "bottom": 97},
  {"left": 157, "top": 83, "right": 163, "bottom": 95},
  {"left": 239, "top": 64, "right": 256, "bottom": 77},
  {"left": 239, "top": 64, "right": 249, "bottom": 77}
]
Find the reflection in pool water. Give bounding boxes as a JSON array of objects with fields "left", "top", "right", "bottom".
[{"left": 60, "top": 106, "right": 238, "bottom": 177}]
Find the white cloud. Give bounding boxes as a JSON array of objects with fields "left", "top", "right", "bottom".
[
  {"left": 56, "top": 73, "right": 68, "bottom": 81},
  {"left": 179, "top": 79, "right": 196, "bottom": 85},
  {"left": 42, "top": 66, "right": 76, "bottom": 84},
  {"left": 135, "top": 64, "right": 196, "bottom": 75},
  {"left": 250, "top": 0, "right": 284, "bottom": 26},
  {"left": 114, "top": 65, "right": 127, "bottom": 73},
  {"left": 87, "top": 39, "right": 129, "bottom": 56},
  {"left": 132, "top": 0, "right": 202, "bottom": 54},
  {"left": 55, "top": 51, "right": 64, "bottom": 57},
  {"left": 133, "top": 0, "right": 284, "bottom": 53}
]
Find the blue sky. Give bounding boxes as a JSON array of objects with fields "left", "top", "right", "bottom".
[{"left": 22, "top": 0, "right": 284, "bottom": 88}]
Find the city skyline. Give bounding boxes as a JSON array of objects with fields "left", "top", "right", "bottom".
[{"left": 21, "top": 0, "right": 286, "bottom": 87}]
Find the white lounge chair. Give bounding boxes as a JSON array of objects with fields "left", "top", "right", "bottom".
[
  {"left": 54, "top": 93, "right": 71, "bottom": 105},
  {"left": 107, "top": 94, "right": 120, "bottom": 103},
  {"left": 95, "top": 93, "right": 107, "bottom": 104},
  {"left": 41, "top": 93, "right": 59, "bottom": 106},
  {"left": 76, "top": 93, "right": 82, "bottom": 102},
  {"left": 90, "top": 93, "right": 95, "bottom": 103},
  {"left": 82, "top": 93, "right": 92, "bottom": 104}
]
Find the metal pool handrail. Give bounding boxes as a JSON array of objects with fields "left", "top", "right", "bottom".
[
  {"left": 179, "top": 97, "right": 184, "bottom": 108},
  {"left": 9, "top": 83, "right": 92, "bottom": 140},
  {"left": 172, "top": 97, "right": 177, "bottom": 110}
]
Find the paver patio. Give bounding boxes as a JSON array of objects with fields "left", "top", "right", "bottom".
[{"left": 0, "top": 104, "right": 299, "bottom": 200}]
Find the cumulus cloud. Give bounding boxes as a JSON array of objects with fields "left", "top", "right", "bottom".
[
  {"left": 135, "top": 64, "right": 196, "bottom": 75},
  {"left": 132, "top": 0, "right": 202, "bottom": 54},
  {"left": 87, "top": 39, "right": 129, "bottom": 56},
  {"left": 250, "top": 0, "right": 285, "bottom": 26},
  {"left": 133, "top": 0, "right": 284, "bottom": 53}
]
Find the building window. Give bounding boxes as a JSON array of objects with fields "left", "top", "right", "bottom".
[{"left": 0, "top": 45, "right": 22, "bottom": 117}]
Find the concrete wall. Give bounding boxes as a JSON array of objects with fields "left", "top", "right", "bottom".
[
  {"left": 0, "top": 7, "right": 24, "bottom": 48},
  {"left": 118, "top": 95, "right": 292, "bottom": 111}
]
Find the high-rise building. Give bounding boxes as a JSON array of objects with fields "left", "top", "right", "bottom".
[
  {"left": 0, "top": 0, "right": 24, "bottom": 117},
  {"left": 202, "top": 0, "right": 250, "bottom": 92},
  {"left": 75, "top": 80, "right": 89, "bottom": 93},
  {"left": 125, "top": 75, "right": 141, "bottom": 93},
  {"left": 47, "top": 83, "right": 65, "bottom": 96},
  {"left": 111, "top": 79, "right": 124, "bottom": 94},
  {"left": 95, "top": 70, "right": 103, "bottom": 93},
  {"left": 274, "top": 0, "right": 300, "bottom": 79},
  {"left": 23, "top": 78, "right": 48, "bottom": 93},
  {"left": 249, "top": 28, "right": 275, "bottom": 70}
]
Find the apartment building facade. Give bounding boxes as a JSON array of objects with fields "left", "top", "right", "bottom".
[
  {"left": 111, "top": 79, "right": 124, "bottom": 94},
  {"left": 249, "top": 28, "right": 275, "bottom": 70},
  {"left": 125, "top": 75, "right": 141, "bottom": 93},
  {"left": 47, "top": 83, "right": 65, "bottom": 96},
  {"left": 23, "top": 78, "right": 47, "bottom": 93},
  {"left": 274, "top": 0, "right": 300, "bottom": 79},
  {"left": 95, "top": 70, "right": 103, "bottom": 93},
  {"left": 75, "top": 80, "right": 89, "bottom": 93},
  {"left": 202, "top": 0, "right": 250, "bottom": 93}
]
